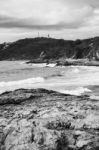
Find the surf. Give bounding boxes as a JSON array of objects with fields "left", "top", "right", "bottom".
[{"left": 0, "top": 77, "right": 45, "bottom": 94}]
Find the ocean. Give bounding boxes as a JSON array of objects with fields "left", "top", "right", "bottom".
[{"left": 0, "top": 61, "right": 99, "bottom": 99}]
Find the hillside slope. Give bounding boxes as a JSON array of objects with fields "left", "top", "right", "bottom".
[{"left": 0, "top": 37, "right": 99, "bottom": 61}]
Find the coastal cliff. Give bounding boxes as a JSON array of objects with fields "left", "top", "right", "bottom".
[
  {"left": 0, "top": 88, "right": 99, "bottom": 150},
  {"left": 0, "top": 37, "right": 99, "bottom": 62}
]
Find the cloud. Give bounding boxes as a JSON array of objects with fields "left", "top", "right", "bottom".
[
  {"left": 0, "top": 0, "right": 94, "bottom": 30},
  {"left": 0, "top": 0, "right": 98, "bottom": 42},
  {"left": 0, "top": 15, "right": 89, "bottom": 30}
]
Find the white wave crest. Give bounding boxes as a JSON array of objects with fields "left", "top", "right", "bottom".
[
  {"left": 0, "top": 77, "right": 44, "bottom": 94},
  {"left": 90, "top": 95, "right": 99, "bottom": 100},
  {"left": 73, "top": 68, "right": 80, "bottom": 73},
  {"left": 30, "top": 63, "right": 47, "bottom": 67},
  {"left": 26, "top": 63, "right": 56, "bottom": 68},
  {"left": 46, "top": 63, "right": 56, "bottom": 67},
  {"left": 59, "top": 87, "right": 92, "bottom": 96}
]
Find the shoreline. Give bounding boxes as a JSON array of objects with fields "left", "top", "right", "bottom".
[
  {"left": 25, "top": 59, "right": 99, "bottom": 67},
  {"left": 56, "top": 59, "right": 99, "bottom": 67},
  {"left": 1, "top": 59, "right": 99, "bottom": 67}
]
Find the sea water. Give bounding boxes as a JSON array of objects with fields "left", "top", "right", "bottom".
[{"left": 0, "top": 61, "right": 99, "bottom": 99}]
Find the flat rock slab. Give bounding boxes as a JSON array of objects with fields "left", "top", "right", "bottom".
[{"left": 0, "top": 88, "right": 99, "bottom": 150}]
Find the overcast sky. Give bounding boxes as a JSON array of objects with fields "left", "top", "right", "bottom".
[{"left": 0, "top": 0, "right": 99, "bottom": 42}]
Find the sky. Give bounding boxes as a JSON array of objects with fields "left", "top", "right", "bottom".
[{"left": 0, "top": 0, "right": 99, "bottom": 42}]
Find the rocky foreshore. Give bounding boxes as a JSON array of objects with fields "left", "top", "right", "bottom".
[
  {"left": 26, "top": 59, "right": 99, "bottom": 67},
  {"left": 0, "top": 88, "right": 99, "bottom": 150},
  {"left": 56, "top": 59, "right": 99, "bottom": 67}
]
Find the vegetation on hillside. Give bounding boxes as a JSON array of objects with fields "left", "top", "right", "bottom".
[{"left": 0, "top": 37, "right": 99, "bottom": 61}]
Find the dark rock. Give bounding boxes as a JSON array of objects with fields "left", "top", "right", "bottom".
[
  {"left": 0, "top": 37, "right": 99, "bottom": 63},
  {"left": 0, "top": 88, "right": 99, "bottom": 150}
]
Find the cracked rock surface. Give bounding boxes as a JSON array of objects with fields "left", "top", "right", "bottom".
[{"left": 0, "top": 88, "right": 99, "bottom": 150}]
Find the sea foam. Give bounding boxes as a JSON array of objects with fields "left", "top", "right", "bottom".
[
  {"left": 59, "top": 87, "right": 92, "bottom": 96},
  {"left": 0, "top": 77, "right": 44, "bottom": 94},
  {"left": 27, "top": 63, "right": 56, "bottom": 68}
]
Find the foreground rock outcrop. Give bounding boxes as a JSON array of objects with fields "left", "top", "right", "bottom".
[{"left": 0, "top": 88, "right": 99, "bottom": 150}]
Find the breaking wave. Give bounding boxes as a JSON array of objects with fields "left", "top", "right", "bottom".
[
  {"left": 59, "top": 87, "right": 92, "bottom": 96},
  {"left": 0, "top": 77, "right": 44, "bottom": 94},
  {"left": 72, "top": 68, "right": 80, "bottom": 73},
  {"left": 27, "top": 63, "right": 56, "bottom": 68},
  {"left": 46, "top": 63, "right": 56, "bottom": 67},
  {"left": 90, "top": 95, "right": 99, "bottom": 100}
]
